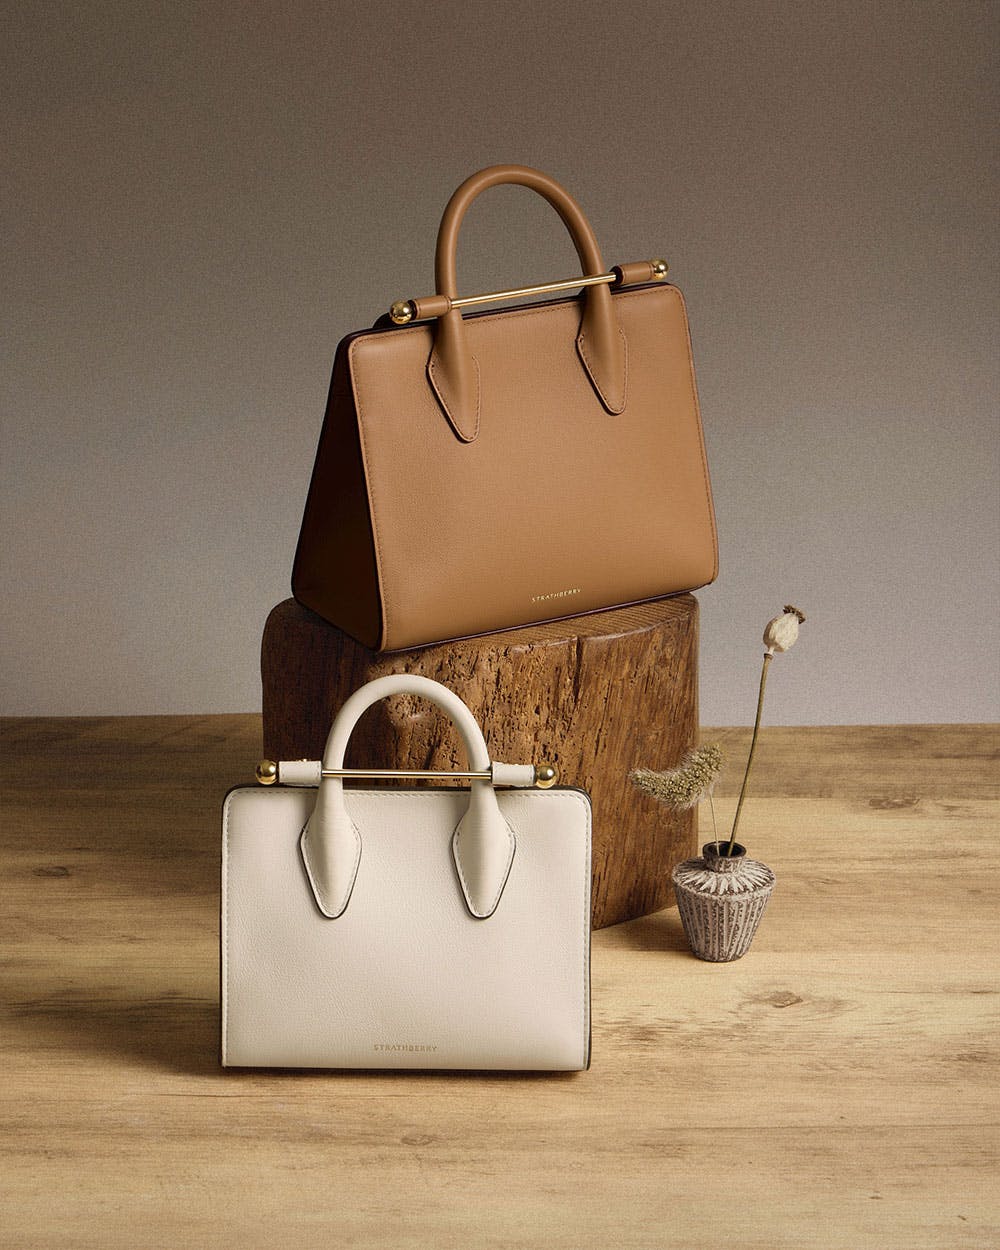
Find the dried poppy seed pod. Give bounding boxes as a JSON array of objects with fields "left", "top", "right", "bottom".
[{"left": 763, "top": 605, "right": 806, "bottom": 654}]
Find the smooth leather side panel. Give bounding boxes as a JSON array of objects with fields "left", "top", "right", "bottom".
[{"left": 291, "top": 337, "right": 383, "bottom": 648}]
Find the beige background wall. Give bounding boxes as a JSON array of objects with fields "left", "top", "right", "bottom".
[{"left": 3, "top": 1, "right": 998, "bottom": 724}]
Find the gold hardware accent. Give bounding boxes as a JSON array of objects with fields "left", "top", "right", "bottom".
[
  {"left": 258, "top": 761, "right": 556, "bottom": 786},
  {"left": 255, "top": 759, "right": 278, "bottom": 786},
  {"left": 534, "top": 765, "right": 558, "bottom": 789},
  {"left": 321, "top": 767, "right": 492, "bottom": 781},
  {"left": 316, "top": 765, "right": 556, "bottom": 787},
  {"left": 451, "top": 271, "right": 614, "bottom": 311},
  {"left": 389, "top": 259, "right": 666, "bottom": 323},
  {"left": 389, "top": 300, "right": 416, "bottom": 325}
]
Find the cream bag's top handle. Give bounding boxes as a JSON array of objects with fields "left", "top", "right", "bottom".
[{"left": 300, "top": 675, "right": 517, "bottom": 921}]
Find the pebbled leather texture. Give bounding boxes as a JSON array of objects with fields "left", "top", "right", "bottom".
[
  {"left": 300, "top": 675, "right": 517, "bottom": 920},
  {"left": 291, "top": 167, "right": 718, "bottom": 653},
  {"left": 222, "top": 785, "right": 592, "bottom": 1070}
]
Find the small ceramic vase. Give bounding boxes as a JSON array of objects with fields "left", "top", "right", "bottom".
[{"left": 672, "top": 841, "right": 775, "bottom": 961}]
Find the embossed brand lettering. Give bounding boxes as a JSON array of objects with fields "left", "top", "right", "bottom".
[
  {"left": 530, "top": 587, "right": 582, "bottom": 604},
  {"left": 373, "top": 1043, "right": 439, "bottom": 1053}
]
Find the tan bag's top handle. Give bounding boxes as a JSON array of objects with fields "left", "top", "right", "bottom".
[
  {"left": 415, "top": 165, "right": 630, "bottom": 442},
  {"left": 434, "top": 165, "right": 607, "bottom": 299}
]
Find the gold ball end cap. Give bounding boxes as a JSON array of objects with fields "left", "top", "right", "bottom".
[
  {"left": 255, "top": 759, "right": 278, "bottom": 786},
  {"left": 651, "top": 259, "right": 669, "bottom": 281},
  {"left": 390, "top": 300, "right": 415, "bottom": 325},
  {"left": 534, "top": 764, "right": 558, "bottom": 789}
]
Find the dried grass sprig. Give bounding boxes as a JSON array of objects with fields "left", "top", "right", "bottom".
[{"left": 632, "top": 745, "right": 725, "bottom": 810}]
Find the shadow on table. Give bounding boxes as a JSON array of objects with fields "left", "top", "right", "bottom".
[
  {"left": 604, "top": 907, "right": 691, "bottom": 955},
  {"left": 10, "top": 984, "right": 586, "bottom": 1083},
  {"left": 9, "top": 987, "right": 222, "bottom": 1077}
]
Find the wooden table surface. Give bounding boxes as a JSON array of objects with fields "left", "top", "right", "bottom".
[{"left": 2, "top": 717, "right": 998, "bottom": 1249}]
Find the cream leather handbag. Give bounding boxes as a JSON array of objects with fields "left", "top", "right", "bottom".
[{"left": 221, "top": 675, "right": 592, "bottom": 1070}]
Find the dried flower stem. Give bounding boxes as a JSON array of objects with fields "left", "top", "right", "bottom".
[{"left": 726, "top": 651, "right": 772, "bottom": 856}]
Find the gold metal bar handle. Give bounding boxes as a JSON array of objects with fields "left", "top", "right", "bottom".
[
  {"left": 255, "top": 761, "right": 558, "bottom": 787},
  {"left": 454, "top": 271, "right": 615, "bottom": 310},
  {"left": 323, "top": 767, "right": 491, "bottom": 781},
  {"left": 390, "top": 258, "right": 668, "bottom": 324}
]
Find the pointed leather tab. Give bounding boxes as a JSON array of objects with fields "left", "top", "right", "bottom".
[
  {"left": 451, "top": 782, "right": 516, "bottom": 919},
  {"left": 299, "top": 784, "right": 362, "bottom": 919},
  {"left": 427, "top": 310, "right": 481, "bottom": 442},
  {"left": 575, "top": 284, "right": 628, "bottom": 414}
]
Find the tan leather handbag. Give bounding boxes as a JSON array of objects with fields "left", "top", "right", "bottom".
[{"left": 292, "top": 164, "right": 717, "bottom": 651}]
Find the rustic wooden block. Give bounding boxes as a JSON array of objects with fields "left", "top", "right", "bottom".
[{"left": 261, "top": 597, "right": 700, "bottom": 929}]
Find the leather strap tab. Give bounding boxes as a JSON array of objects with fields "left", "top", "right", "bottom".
[
  {"left": 300, "top": 783, "right": 362, "bottom": 919},
  {"left": 279, "top": 760, "right": 323, "bottom": 786},
  {"left": 412, "top": 294, "right": 451, "bottom": 320},
  {"left": 613, "top": 260, "right": 656, "bottom": 287},
  {"left": 491, "top": 762, "right": 537, "bottom": 787}
]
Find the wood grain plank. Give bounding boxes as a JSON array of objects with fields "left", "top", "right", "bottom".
[
  {"left": 704, "top": 724, "right": 1000, "bottom": 800},
  {"left": 1, "top": 1115, "right": 995, "bottom": 1250},
  {"left": 1, "top": 717, "right": 998, "bottom": 1249}
]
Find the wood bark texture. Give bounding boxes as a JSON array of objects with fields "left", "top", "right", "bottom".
[{"left": 261, "top": 595, "right": 700, "bottom": 928}]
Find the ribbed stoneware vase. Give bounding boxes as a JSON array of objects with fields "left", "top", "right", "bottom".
[{"left": 672, "top": 842, "right": 776, "bottom": 962}]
